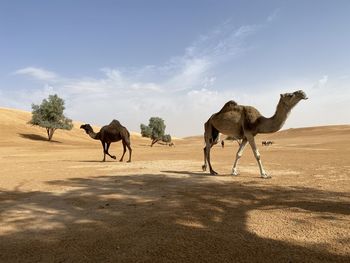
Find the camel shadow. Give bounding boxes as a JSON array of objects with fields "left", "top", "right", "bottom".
[
  {"left": 76, "top": 160, "right": 118, "bottom": 163},
  {"left": 61, "top": 160, "right": 118, "bottom": 163},
  {"left": 18, "top": 133, "right": 62, "bottom": 143},
  {"left": 139, "top": 144, "right": 153, "bottom": 147},
  {"left": 162, "top": 170, "right": 212, "bottom": 177},
  {"left": 162, "top": 170, "right": 242, "bottom": 177}
]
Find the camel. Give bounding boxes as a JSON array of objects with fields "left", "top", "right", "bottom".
[
  {"left": 202, "top": 90, "right": 308, "bottom": 178},
  {"left": 80, "top": 120, "right": 132, "bottom": 162},
  {"left": 262, "top": 140, "right": 273, "bottom": 146}
]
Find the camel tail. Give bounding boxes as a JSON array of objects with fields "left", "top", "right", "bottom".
[
  {"left": 211, "top": 125, "right": 219, "bottom": 145},
  {"left": 204, "top": 120, "right": 219, "bottom": 145}
]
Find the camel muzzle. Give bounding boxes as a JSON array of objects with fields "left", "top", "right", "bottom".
[{"left": 295, "top": 90, "right": 308, "bottom": 100}]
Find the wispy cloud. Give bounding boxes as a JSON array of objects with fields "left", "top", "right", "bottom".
[
  {"left": 14, "top": 67, "right": 58, "bottom": 81},
  {"left": 234, "top": 25, "right": 260, "bottom": 37},
  {"left": 267, "top": 8, "right": 280, "bottom": 22},
  {"left": 184, "top": 21, "right": 259, "bottom": 62},
  {"left": 156, "top": 21, "right": 261, "bottom": 93},
  {"left": 313, "top": 75, "right": 328, "bottom": 89}
]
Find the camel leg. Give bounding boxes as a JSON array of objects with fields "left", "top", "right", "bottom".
[
  {"left": 202, "top": 141, "right": 217, "bottom": 175},
  {"left": 202, "top": 122, "right": 210, "bottom": 172},
  {"left": 202, "top": 145, "right": 208, "bottom": 171},
  {"left": 231, "top": 138, "right": 248, "bottom": 176},
  {"left": 246, "top": 135, "right": 270, "bottom": 179},
  {"left": 203, "top": 142, "right": 217, "bottom": 175},
  {"left": 126, "top": 141, "right": 132, "bottom": 163},
  {"left": 207, "top": 143, "right": 217, "bottom": 175},
  {"left": 202, "top": 122, "right": 219, "bottom": 175},
  {"left": 105, "top": 143, "right": 116, "bottom": 160},
  {"left": 119, "top": 141, "right": 126, "bottom": 162},
  {"left": 101, "top": 141, "right": 106, "bottom": 162}
]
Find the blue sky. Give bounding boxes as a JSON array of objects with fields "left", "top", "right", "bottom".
[{"left": 0, "top": 1, "right": 349, "bottom": 136}]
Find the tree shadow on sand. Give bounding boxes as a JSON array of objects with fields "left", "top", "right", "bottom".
[
  {"left": 18, "top": 133, "right": 62, "bottom": 143},
  {"left": 0, "top": 173, "right": 349, "bottom": 262}
]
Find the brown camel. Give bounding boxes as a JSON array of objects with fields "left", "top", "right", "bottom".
[
  {"left": 80, "top": 120, "right": 132, "bottom": 162},
  {"left": 202, "top": 90, "right": 308, "bottom": 178}
]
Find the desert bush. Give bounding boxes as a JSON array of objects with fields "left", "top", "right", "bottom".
[
  {"left": 29, "top": 94, "right": 73, "bottom": 141},
  {"left": 162, "top": 134, "right": 172, "bottom": 144},
  {"left": 140, "top": 117, "right": 170, "bottom": 146},
  {"left": 140, "top": 123, "right": 152, "bottom": 138}
]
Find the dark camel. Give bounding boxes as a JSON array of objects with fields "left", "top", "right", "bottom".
[
  {"left": 202, "top": 90, "right": 308, "bottom": 178},
  {"left": 80, "top": 120, "right": 132, "bottom": 162}
]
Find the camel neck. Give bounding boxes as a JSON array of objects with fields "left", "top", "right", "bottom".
[
  {"left": 258, "top": 100, "right": 291, "bottom": 133},
  {"left": 88, "top": 130, "right": 100, "bottom": 140}
]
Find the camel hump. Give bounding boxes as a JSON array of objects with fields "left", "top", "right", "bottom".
[
  {"left": 109, "top": 119, "right": 122, "bottom": 127},
  {"left": 110, "top": 119, "right": 121, "bottom": 125},
  {"left": 218, "top": 100, "right": 238, "bottom": 113},
  {"left": 109, "top": 119, "right": 130, "bottom": 137}
]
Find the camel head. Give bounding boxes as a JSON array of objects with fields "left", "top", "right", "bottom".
[
  {"left": 280, "top": 90, "right": 308, "bottom": 108},
  {"left": 80, "top": 124, "right": 93, "bottom": 134}
]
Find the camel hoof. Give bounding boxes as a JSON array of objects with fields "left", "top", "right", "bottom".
[
  {"left": 210, "top": 170, "right": 218, "bottom": 176},
  {"left": 112, "top": 156, "right": 116, "bottom": 159},
  {"left": 202, "top": 165, "right": 207, "bottom": 171},
  {"left": 127, "top": 160, "right": 131, "bottom": 163},
  {"left": 119, "top": 159, "right": 123, "bottom": 162},
  {"left": 261, "top": 174, "right": 272, "bottom": 179},
  {"left": 231, "top": 169, "right": 239, "bottom": 176}
]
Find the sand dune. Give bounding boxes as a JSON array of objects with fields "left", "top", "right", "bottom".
[
  {"left": 1, "top": 107, "right": 348, "bottom": 146},
  {"left": 0, "top": 107, "right": 349, "bottom": 262},
  {"left": 0, "top": 107, "right": 148, "bottom": 145}
]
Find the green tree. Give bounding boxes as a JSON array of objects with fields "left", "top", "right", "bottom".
[
  {"left": 161, "top": 134, "right": 172, "bottom": 144},
  {"left": 140, "top": 123, "right": 152, "bottom": 138},
  {"left": 140, "top": 117, "right": 167, "bottom": 146},
  {"left": 29, "top": 94, "right": 73, "bottom": 141}
]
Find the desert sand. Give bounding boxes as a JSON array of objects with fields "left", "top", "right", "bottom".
[{"left": 0, "top": 107, "right": 349, "bottom": 262}]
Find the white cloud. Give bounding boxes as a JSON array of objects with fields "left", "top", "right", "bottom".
[
  {"left": 165, "top": 58, "right": 210, "bottom": 91},
  {"left": 234, "top": 25, "right": 259, "bottom": 38},
  {"left": 311, "top": 75, "right": 329, "bottom": 90},
  {"left": 316, "top": 75, "right": 328, "bottom": 88},
  {"left": 267, "top": 8, "right": 280, "bottom": 22},
  {"left": 14, "top": 67, "right": 58, "bottom": 81},
  {"left": 184, "top": 21, "right": 258, "bottom": 62},
  {"left": 131, "top": 82, "right": 163, "bottom": 92},
  {"left": 4, "top": 67, "right": 350, "bottom": 136}
]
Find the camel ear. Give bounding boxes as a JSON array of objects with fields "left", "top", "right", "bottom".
[{"left": 280, "top": 94, "right": 284, "bottom": 98}]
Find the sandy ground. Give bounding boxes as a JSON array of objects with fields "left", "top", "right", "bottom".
[{"left": 0, "top": 107, "right": 349, "bottom": 262}]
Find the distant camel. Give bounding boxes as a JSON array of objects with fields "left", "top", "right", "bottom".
[
  {"left": 80, "top": 120, "right": 132, "bottom": 162},
  {"left": 202, "top": 90, "right": 308, "bottom": 178},
  {"left": 262, "top": 141, "right": 273, "bottom": 146}
]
